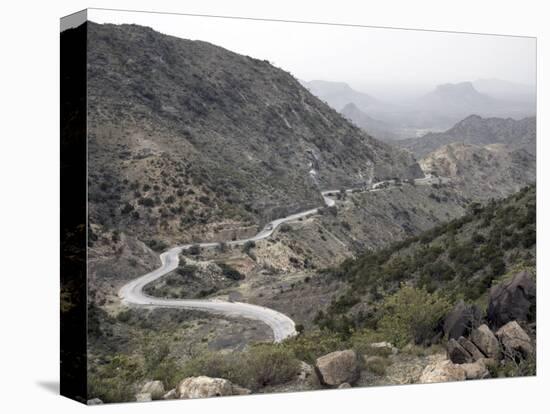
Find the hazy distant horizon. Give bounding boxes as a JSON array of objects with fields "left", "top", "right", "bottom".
[{"left": 88, "top": 8, "right": 536, "bottom": 102}]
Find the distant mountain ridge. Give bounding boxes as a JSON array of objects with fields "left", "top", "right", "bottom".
[
  {"left": 303, "top": 79, "right": 535, "bottom": 138},
  {"left": 340, "top": 103, "right": 398, "bottom": 141},
  {"left": 417, "top": 82, "right": 493, "bottom": 112},
  {"left": 397, "top": 115, "right": 536, "bottom": 158},
  {"left": 301, "top": 80, "right": 379, "bottom": 111}
]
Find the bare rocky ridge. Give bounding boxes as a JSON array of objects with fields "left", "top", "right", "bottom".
[{"left": 420, "top": 142, "right": 535, "bottom": 200}]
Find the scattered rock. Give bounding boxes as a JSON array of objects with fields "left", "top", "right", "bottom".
[
  {"left": 444, "top": 301, "right": 482, "bottom": 340},
  {"left": 140, "top": 380, "right": 165, "bottom": 400},
  {"left": 176, "top": 376, "right": 250, "bottom": 399},
  {"left": 458, "top": 336, "right": 485, "bottom": 361},
  {"left": 446, "top": 338, "right": 472, "bottom": 364},
  {"left": 495, "top": 321, "right": 534, "bottom": 360},
  {"left": 315, "top": 350, "right": 359, "bottom": 386},
  {"left": 231, "top": 385, "right": 252, "bottom": 396},
  {"left": 488, "top": 271, "right": 536, "bottom": 328},
  {"left": 338, "top": 383, "right": 352, "bottom": 389},
  {"left": 297, "top": 361, "right": 320, "bottom": 387},
  {"left": 162, "top": 389, "right": 177, "bottom": 400},
  {"left": 87, "top": 398, "right": 103, "bottom": 405},
  {"left": 135, "top": 393, "right": 152, "bottom": 402},
  {"left": 369, "top": 341, "right": 399, "bottom": 355},
  {"left": 419, "top": 360, "right": 466, "bottom": 383},
  {"left": 471, "top": 324, "right": 501, "bottom": 359},
  {"left": 461, "top": 360, "right": 489, "bottom": 380}
]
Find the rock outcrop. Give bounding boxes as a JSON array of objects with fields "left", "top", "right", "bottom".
[
  {"left": 495, "top": 321, "right": 534, "bottom": 359},
  {"left": 443, "top": 301, "right": 482, "bottom": 340},
  {"left": 419, "top": 360, "right": 466, "bottom": 383},
  {"left": 488, "top": 271, "right": 536, "bottom": 328},
  {"left": 461, "top": 360, "right": 490, "bottom": 380},
  {"left": 458, "top": 336, "right": 485, "bottom": 361},
  {"left": 315, "top": 350, "right": 359, "bottom": 386},
  {"left": 470, "top": 324, "right": 501, "bottom": 360},
  {"left": 446, "top": 339, "right": 473, "bottom": 364},
  {"left": 176, "top": 376, "right": 250, "bottom": 399},
  {"left": 140, "top": 380, "right": 165, "bottom": 400},
  {"left": 135, "top": 393, "right": 152, "bottom": 402}
]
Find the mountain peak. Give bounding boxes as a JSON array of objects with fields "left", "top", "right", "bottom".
[{"left": 432, "top": 81, "right": 482, "bottom": 98}]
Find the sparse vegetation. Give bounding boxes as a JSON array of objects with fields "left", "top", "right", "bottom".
[{"left": 181, "top": 345, "right": 300, "bottom": 391}]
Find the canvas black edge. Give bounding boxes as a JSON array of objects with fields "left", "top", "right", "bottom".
[{"left": 60, "top": 11, "right": 88, "bottom": 405}]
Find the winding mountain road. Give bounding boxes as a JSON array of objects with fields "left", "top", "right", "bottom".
[{"left": 119, "top": 175, "right": 446, "bottom": 342}]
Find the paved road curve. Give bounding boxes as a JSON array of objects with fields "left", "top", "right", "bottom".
[{"left": 119, "top": 176, "right": 446, "bottom": 342}]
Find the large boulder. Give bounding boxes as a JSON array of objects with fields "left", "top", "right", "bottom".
[
  {"left": 470, "top": 324, "right": 501, "bottom": 360},
  {"left": 315, "top": 350, "right": 359, "bottom": 386},
  {"left": 444, "top": 301, "right": 483, "bottom": 340},
  {"left": 135, "top": 393, "right": 152, "bottom": 402},
  {"left": 140, "top": 380, "right": 165, "bottom": 400},
  {"left": 461, "top": 360, "right": 490, "bottom": 380},
  {"left": 458, "top": 336, "right": 485, "bottom": 361},
  {"left": 495, "top": 321, "right": 534, "bottom": 360},
  {"left": 487, "top": 271, "right": 536, "bottom": 328},
  {"left": 176, "top": 376, "right": 250, "bottom": 399},
  {"left": 419, "top": 360, "right": 466, "bottom": 383},
  {"left": 446, "top": 339, "right": 472, "bottom": 364}
]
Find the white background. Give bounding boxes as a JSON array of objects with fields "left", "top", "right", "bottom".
[{"left": 0, "top": 0, "right": 547, "bottom": 412}]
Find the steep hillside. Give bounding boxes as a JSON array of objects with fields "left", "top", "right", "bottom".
[
  {"left": 315, "top": 185, "right": 535, "bottom": 334},
  {"left": 87, "top": 22, "right": 421, "bottom": 247},
  {"left": 398, "top": 115, "right": 536, "bottom": 158},
  {"left": 420, "top": 142, "right": 535, "bottom": 200}
]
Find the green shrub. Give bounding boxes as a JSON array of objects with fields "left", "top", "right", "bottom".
[
  {"left": 378, "top": 285, "right": 451, "bottom": 348},
  {"left": 188, "top": 244, "right": 201, "bottom": 255},
  {"left": 281, "top": 330, "right": 347, "bottom": 364},
  {"left": 218, "top": 263, "right": 245, "bottom": 281},
  {"left": 181, "top": 345, "right": 300, "bottom": 391},
  {"left": 243, "top": 240, "right": 256, "bottom": 254},
  {"left": 177, "top": 264, "right": 198, "bottom": 278}
]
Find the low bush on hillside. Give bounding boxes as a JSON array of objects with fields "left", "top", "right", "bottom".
[
  {"left": 177, "top": 264, "right": 198, "bottom": 278},
  {"left": 378, "top": 285, "right": 451, "bottom": 347},
  {"left": 181, "top": 345, "right": 300, "bottom": 390},
  {"left": 218, "top": 263, "right": 245, "bottom": 281},
  {"left": 314, "top": 186, "right": 536, "bottom": 336}
]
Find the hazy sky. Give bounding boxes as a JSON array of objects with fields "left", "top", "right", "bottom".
[{"left": 88, "top": 9, "right": 536, "bottom": 97}]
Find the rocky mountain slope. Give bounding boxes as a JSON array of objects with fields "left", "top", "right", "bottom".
[
  {"left": 315, "top": 185, "right": 535, "bottom": 336},
  {"left": 87, "top": 22, "right": 421, "bottom": 249},
  {"left": 398, "top": 115, "right": 536, "bottom": 158},
  {"left": 420, "top": 142, "right": 535, "bottom": 200}
]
